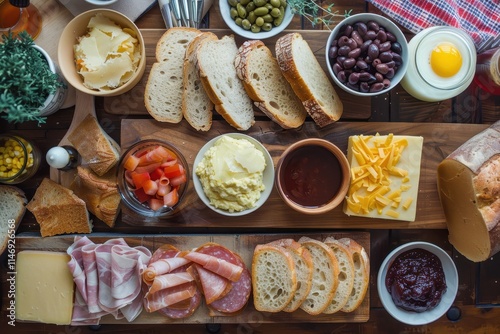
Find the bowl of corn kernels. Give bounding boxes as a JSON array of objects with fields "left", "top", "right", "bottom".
[{"left": 0, "top": 135, "right": 41, "bottom": 184}]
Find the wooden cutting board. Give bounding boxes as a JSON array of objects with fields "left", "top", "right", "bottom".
[
  {"left": 14, "top": 232, "right": 370, "bottom": 324},
  {"left": 120, "top": 119, "right": 489, "bottom": 229}
]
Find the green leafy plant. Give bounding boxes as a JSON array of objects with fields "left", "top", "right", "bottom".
[
  {"left": 288, "top": 0, "right": 351, "bottom": 30},
  {"left": 0, "top": 31, "right": 64, "bottom": 124}
]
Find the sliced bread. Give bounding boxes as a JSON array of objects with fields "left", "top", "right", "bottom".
[
  {"left": 144, "top": 27, "right": 201, "bottom": 123},
  {"left": 182, "top": 32, "right": 217, "bottom": 131},
  {"left": 298, "top": 237, "right": 339, "bottom": 315},
  {"left": 235, "top": 40, "right": 307, "bottom": 129},
  {"left": 197, "top": 35, "right": 255, "bottom": 130},
  {"left": 252, "top": 244, "right": 297, "bottom": 312},
  {"left": 0, "top": 185, "right": 27, "bottom": 254},
  {"left": 266, "top": 239, "right": 313, "bottom": 312},
  {"left": 323, "top": 237, "right": 355, "bottom": 314},
  {"left": 275, "top": 33, "right": 343, "bottom": 127},
  {"left": 337, "top": 237, "right": 370, "bottom": 312}
]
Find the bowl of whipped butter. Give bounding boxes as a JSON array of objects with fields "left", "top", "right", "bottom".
[{"left": 193, "top": 133, "right": 274, "bottom": 216}]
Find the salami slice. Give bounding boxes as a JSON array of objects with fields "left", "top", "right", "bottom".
[{"left": 196, "top": 243, "right": 251, "bottom": 314}]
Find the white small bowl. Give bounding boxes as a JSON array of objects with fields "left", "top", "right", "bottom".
[
  {"left": 377, "top": 242, "right": 458, "bottom": 325},
  {"left": 85, "top": 0, "right": 119, "bottom": 6},
  {"left": 193, "top": 133, "right": 274, "bottom": 216},
  {"left": 219, "top": 0, "right": 293, "bottom": 40}
]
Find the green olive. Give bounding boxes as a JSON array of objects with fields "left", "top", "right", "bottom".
[
  {"left": 265, "top": 3, "right": 274, "bottom": 11},
  {"left": 247, "top": 11, "right": 256, "bottom": 24},
  {"left": 230, "top": 8, "right": 239, "bottom": 19},
  {"left": 270, "top": 0, "right": 281, "bottom": 7},
  {"left": 245, "top": 2, "right": 256, "bottom": 12},
  {"left": 251, "top": 24, "right": 261, "bottom": 33},
  {"left": 253, "top": 0, "right": 267, "bottom": 7},
  {"left": 235, "top": 17, "right": 243, "bottom": 26},
  {"left": 263, "top": 14, "right": 273, "bottom": 22},
  {"left": 241, "top": 19, "right": 252, "bottom": 30},
  {"left": 236, "top": 3, "right": 247, "bottom": 18},
  {"left": 270, "top": 7, "right": 281, "bottom": 18},
  {"left": 253, "top": 6, "right": 269, "bottom": 16},
  {"left": 228, "top": 0, "right": 238, "bottom": 7},
  {"left": 280, "top": 0, "right": 287, "bottom": 7},
  {"left": 240, "top": 0, "right": 251, "bottom": 5},
  {"left": 274, "top": 6, "right": 285, "bottom": 26},
  {"left": 262, "top": 22, "right": 273, "bottom": 31},
  {"left": 255, "top": 16, "right": 264, "bottom": 27}
]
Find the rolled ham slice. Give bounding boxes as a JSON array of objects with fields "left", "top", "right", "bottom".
[
  {"left": 142, "top": 257, "right": 191, "bottom": 285},
  {"left": 148, "top": 272, "right": 195, "bottom": 295},
  {"left": 192, "top": 264, "right": 231, "bottom": 305},
  {"left": 183, "top": 251, "right": 243, "bottom": 282},
  {"left": 144, "top": 284, "right": 197, "bottom": 313}
]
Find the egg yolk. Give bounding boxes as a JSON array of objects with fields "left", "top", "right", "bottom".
[{"left": 430, "top": 43, "right": 462, "bottom": 77}]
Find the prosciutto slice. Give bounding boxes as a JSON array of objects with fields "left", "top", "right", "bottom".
[
  {"left": 148, "top": 272, "right": 195, "bottom": 295},
  {"left": 193, "top": 264, "right": 231, "bottom": 304},
  {"left": 142, "top": 257, "right": 191, "bottom": 285},
  {"left": 183, "top": 251, "right": 243, "bottom": 282},
  {"left": 144, "top": 283, "right": 197, "bottom": 313}
]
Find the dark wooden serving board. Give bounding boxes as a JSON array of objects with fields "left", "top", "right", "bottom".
[
  {"left": 14, "top": 232, "right": 370, "bottom": 324},
  {"left": 120, "top": 119, "right": 489, "bottom": 229}
]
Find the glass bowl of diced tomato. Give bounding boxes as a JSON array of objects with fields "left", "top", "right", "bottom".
[{"left": 117, "top": 139, "right": 189, "bottom": 218}]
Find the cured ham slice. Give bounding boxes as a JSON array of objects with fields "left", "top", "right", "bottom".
[
  {"left": 142, "top": 257, "right": 191, "bottom": 285},
  {"left": 144, "top": 283, "right": 197, "bottom": 313},
  {"left": 193, "top": 264, "right": 231, "bottom": 304},
  {"left": 148, "top": 272, "right": 195, "bottom": 295},
  {"left": 183, "top": 251, "right": 243, "bottom": 282}
]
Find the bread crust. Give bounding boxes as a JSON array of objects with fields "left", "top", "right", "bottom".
[{"left": 0, "top": 185, "right": 27, "bottom": 254}]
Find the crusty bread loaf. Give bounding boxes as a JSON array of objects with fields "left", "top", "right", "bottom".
[
  {"left": 0, "top": 185, "right": 27, "bottom": 254},
  {"left": 323, "top": 237, "right": 355, "bottom": 314},
  {"left": 252, "top": 244, "right": 297, "bottom": 312},
  {"left": 298, "top": 237, "right": 339, "bottom": 315},
  {"left": 26, "top": 178, "right": 92, "bottom": 237},
  {"left": 197, "top": 35, "right": 255, "bottom": 131},
  {"left": 182, "top": 32, "right": 217, "bottom": 131},
  {"left": 266, "top": 239, "right": 313, "bottom": 312},
  {"left": 337, "top": 237, "right": 370, "bottom": 312},
  {"left": 275, "top": 33, "right": 343, "bottom": 127},
  {"left": 437, "top": 120, "right": 500, "bottom": 262},
  {"left": 68, "top": 114, "right": 120, "bottom": 176},
  {"left": 235, "top": 40, "right": 307, "bottom": 129},
  {"left": 145, "top": 27, "right": 201, "bottom": 123}
]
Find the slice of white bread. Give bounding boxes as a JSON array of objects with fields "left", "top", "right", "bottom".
[
  {"left": 145, "top": 27, "right": 201, "bottom": 123},
  {"left": 323, "top": 237, "right": 355, "bottom": 314},
  {"left": 235, "top": 40, "right": 307, "bottom": 129},
  {"left": 182, "top": 32, "right": 217, "bottom": 131},
  {"left": 26, "top": 178, "right": 92, "bottom": 237},
  {"left": 275, "top": 33, "right": 343, "bottom": 127},
  {"left": 337, "top": 237, "right": 370, "bottom": 312},
  {"left": 252, "top": 244, "right": 297, "bottom": 312},
  {"left": 266, "top": 239, "right": 313, "bottom": 312},
  {"left": 298, "top": 237, "right": 339, "bottom": 315},
  {"left": 197, "top": 35, "right": 255, "bottom": 130},
  {"left": 0, "top": 185, "right": 27, "bottom": 254}
]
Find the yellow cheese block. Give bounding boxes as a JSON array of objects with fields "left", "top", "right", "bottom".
[
  {"left": 343, "top": 134, "right": 423, "bottom": 221},
  {"left": 15, "top": 251, "right": 74, "bottom": 325}
]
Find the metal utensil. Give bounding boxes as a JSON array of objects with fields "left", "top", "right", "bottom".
[
  {"left": 158, "top": 0, "right": 174, "bottom": 29},
  {"left": 180, "top": 0, "right": 191, "bottom": 27}
]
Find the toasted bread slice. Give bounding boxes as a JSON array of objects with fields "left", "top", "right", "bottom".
[
  {"left": 337, "top": 237, "right": 370, "bottom": 312},
  {"left": 252, "top": 244, "right": 297, "bottom": 312},
  {"left": 0, "top": 185, "right": 26, "bottom": 254},
  {"left": 197, "top": 35, "right": 255, "bottom": 130},
  {"left": 235, "top": 40, "right": 307, "bottom": 129},
  {"left": 298, "top": 237, "right": 339, "bottom": 315},
  {"left": 275, "top": 33, "right": 343, "bottom": 127},
  {"left": 323, "top": 237, "right": 355, "bottom": 314}
]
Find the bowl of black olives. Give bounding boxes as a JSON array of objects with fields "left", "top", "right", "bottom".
[
  {"left": 326, "top": 13, "right": 409, "bottom": 96},
  {"left": 220, "top": 0, "right": 293, "bottom": 39}
]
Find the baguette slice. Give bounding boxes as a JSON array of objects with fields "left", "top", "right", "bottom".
[
  {"left": 337, "top": 237, "right": 370, "bottom": 312},
  {"left": 323, "top": 237, "right": 355, "bottom": 314},
  {"left": 298, "top": 237, "right": 339, "bottom": 315},
  {"left": 266, "top": 239, "right": 313, "bottom": 312},
  {"left": 197, "top": 35, "right": 255, "bottom": 130},
  {"left": 182, "top": 32, "right": 217, "bottom": 131},
  {"left": 275, "top": 33, "right": 343, "bottom": 127},
  {"left": 0, "top": 185, "right": 27, "bottom": 254},
  {"left": 145, "top": 27, "right": 201, "bottom": 123},
  {"left": 235, "top": 40, "right": 307, "bottom": 129},
  {"left": 252, "top": 244, "right": 297, "bottom": 312}
]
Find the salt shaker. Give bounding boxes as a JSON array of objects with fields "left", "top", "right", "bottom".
[{"left": 46, "top": 146, "right": 80, "bottom": 170}]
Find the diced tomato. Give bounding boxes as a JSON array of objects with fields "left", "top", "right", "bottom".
[
  {"left": 163, "top": 163, "right": 183, "bottom": 179},
  {"left": 150, "top": 168, "right": 164, "bottom": 181},
  {"left": 135, "top": 162, "right": 161, "bottom": 174},
  {"left": 148, "top": 198, "right": 165, "bottom": 211},
  {"left": 163, "top": 188, "right": 179, "bottom": 207},
  {"left": 143, "top": 179, "right": 158, "bottom": 196},
  {"left": 123, "top": 155, "right": 140, "bottom": 171},
  {"left": 131, "top": 171, "right": 151, "bottom": 189},
  {"left": 134, "top": 187, "right": 150, "bottom": 203},
  {"left": 160, "top": 159, "right": 178, "bottom": 168},
  {"left": 139, "top": 146, "right": 172, "bottom": 165},
  {"left": 170, "top": 173, "right": 187, "bottom": 187}
]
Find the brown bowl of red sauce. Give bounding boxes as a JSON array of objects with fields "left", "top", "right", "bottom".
[{"left": 275, "top": 138, "right": 350, "bottom": 214}]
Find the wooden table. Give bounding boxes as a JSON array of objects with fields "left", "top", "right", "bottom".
[{"left": 1, "top": 0, "right": 499, "bottom": 333}]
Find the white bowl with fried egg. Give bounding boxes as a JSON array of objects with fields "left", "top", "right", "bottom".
[
  {"left": 58, "top": 9, "right": 146, "bottom": 96},
  {"left": 400, "top": 26, "right": 476, "bottom": 102}
]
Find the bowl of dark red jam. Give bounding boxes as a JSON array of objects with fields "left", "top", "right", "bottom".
[
  {"left": 377, "top": 241, "right": 458, "bottom": 325},
  {"left": 275, "top": 138, "right": 350, "bottom": 215}
]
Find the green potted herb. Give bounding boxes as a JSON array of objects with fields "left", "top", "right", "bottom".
[{"left": 0, "top": 31, "right": 66, "bottom": 124}]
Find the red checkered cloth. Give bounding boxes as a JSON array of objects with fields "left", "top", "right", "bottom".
[{"left": 367, "top": 0, "right": 500, "bottom": 52}]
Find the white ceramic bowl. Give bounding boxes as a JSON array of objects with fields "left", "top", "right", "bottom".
[
  {"left": 85, "top": 0, "right": 119, "bottom": 6},
  {"left": 326, "top": 13, "right": 409, "bottom": 96},
  {"left": 219, "top": 0, "right": 293, "bottom": 40},
  {"left": 377, "top": 241, "right": 458, "bottom": 325},
  {"left": 193, "top": 133, "right": 274, "bottom": 216}
]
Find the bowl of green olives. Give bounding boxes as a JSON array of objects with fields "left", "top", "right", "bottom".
[{"left": 220, "top": 0, "right": 293, "bottom": 39}]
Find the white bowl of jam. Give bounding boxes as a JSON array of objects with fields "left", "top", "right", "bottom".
[
  {"left": 275, "top": 138, "right": 350, "bottom": 215},
  {"left": 377, "top": 241, "right": 459, "bottom": 325}
]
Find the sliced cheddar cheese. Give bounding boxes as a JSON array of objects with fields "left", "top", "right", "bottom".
[{"left": 343, "top": 134, "right": 423, "bottom": 221}]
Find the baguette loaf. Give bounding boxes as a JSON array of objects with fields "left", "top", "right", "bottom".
[
  {"left": 252, "top": 244, "right": 297, "bottom": 312},
  {"left": 197, "top": 35, "right": 255, "bottom": 130},
  {"left": 235, "top": 40, "right": 307, "bottom": 129},
  {"left": 0, "top": 185, "right": 27, "bottom": 254},
  {"left": 275, "top": 33, "right": 343, "bottom": 127},
  {"left": 145, "top": 27, "right": 201, "bottom": 123},
  {"left": 298, "top": 237, "right": 339, "bottom": 315},
  {"left": 337, "top": 237, "right": 369, "bottom": 312},
  {"left": 437, "top": 120, "right": 500, "bottom": 262},
  {"left": 182, "top": 32, "right": 217, "bottom": 131}
]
